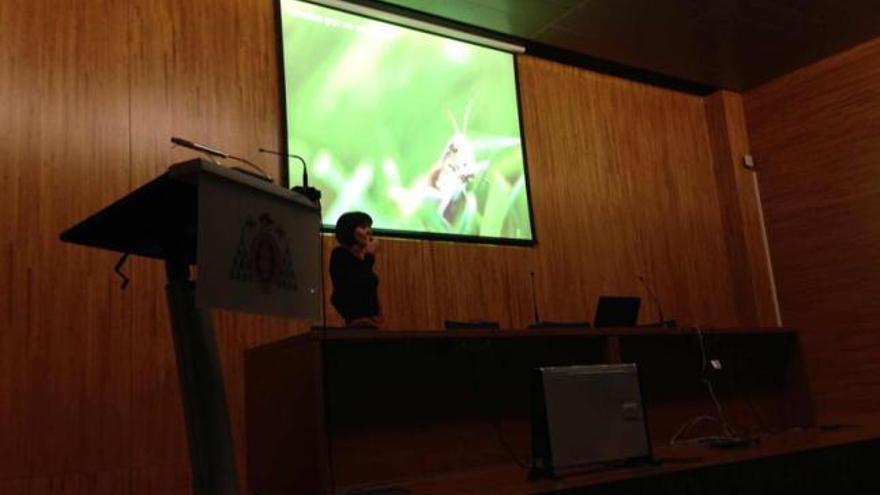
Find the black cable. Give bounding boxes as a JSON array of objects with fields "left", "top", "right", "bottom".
[
  {"left": 483, "top": 328, "right": 532, "bottom": 470},
  {"left": 320, "top": 222, "right": 329, "bottom": 336},
  {"left": 745, "top": 392, "right": 781, "bottom": 435},
  {"left": 695, "top": 327, "right": 735, "bottom": 437},
  {"left": 455, "top": 328, "right": 531, "bottom": 470},
  {"left": 315, "top": 206, "right": 337, "bottom": 494},
  {"left": 670, "top": 327, "right": 745, "bottom": 446},
  {"left": 493, "top": 421, "right": 531, "bottom": 470}
]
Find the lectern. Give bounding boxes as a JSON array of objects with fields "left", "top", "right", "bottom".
[{"left": 60, "top": 158, "right": 322, "bottom": 495}]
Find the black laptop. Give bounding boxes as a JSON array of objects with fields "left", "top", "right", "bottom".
[{"left": 593, "top": 296, "right": 641, "bottom": 327}]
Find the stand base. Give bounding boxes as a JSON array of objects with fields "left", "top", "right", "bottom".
[{"left": 166, "top": 278, "right": 241, "bottom": 495}]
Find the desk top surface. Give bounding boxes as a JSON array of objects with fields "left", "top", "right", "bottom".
[{"left": 307, "top": 326, "right": 795, "bottom": 341}]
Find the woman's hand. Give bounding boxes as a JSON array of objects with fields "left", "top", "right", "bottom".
[{"left": 364, "top": 234, "right": 379, "bottom": 255}]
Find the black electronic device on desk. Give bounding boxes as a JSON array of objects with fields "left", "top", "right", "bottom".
[
  {"left": 528, "top": 320, "right": 592, "bottom": 329},
  {"left": 444, "top": 320, "right": 500, "bottom": 330},
  {"left": 593, "top": 296, "right": 641, "bottom": 328}
]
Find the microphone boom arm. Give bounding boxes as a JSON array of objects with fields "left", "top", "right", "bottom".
[
  {"left": 228, "top": 154, "right": 273, "bottom": 182},
  {"left": 259, "top": 148, "right": 321, "bottom": 203},
  {"left": 171, "top": 136, "right": 272, "bottom": 182},
  {"left": 638, "top": 275, "right": 676, "bottom": 328}
]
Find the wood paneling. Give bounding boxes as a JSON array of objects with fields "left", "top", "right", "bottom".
[
  {"left": 516, "top": 57, "right": 745, "bottom": 329},
  {"left": 745, "top": 36, "right": 880, "bottom": 419},
  {"left": 704, "top": 91, "right": 780, "bottom": 327},
  {"left": 0, "top": 0, "right": 133, "bottom": 480},
  {"left": 0, "top": 1, "right": 776, "bottom": 493}
]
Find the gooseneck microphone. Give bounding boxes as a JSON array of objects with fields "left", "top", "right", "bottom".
[
  {"left": 171, "top": 136, "right": 227, "bottom": 158},
  {"left": 171, "top": 136, "right": 272, "bottom": 182},
  {"left": 530, "top": 271, "right": 541, "bottom": 326},
  {"left": 259, "top": 148, "right": 321, "bottom": 203},
  {"left": 527, "top": 271, "right": 591, "bottom": 329},
  {"left": 638, "top": 275, "right": 676, "bottom": 328}
]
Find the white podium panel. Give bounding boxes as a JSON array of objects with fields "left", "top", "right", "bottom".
[{"left": 195, "top": 169, "right": 322, "bottom": 320}]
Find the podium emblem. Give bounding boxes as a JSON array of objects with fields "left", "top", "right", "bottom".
[{"left": 230, "top": 213, "right": 297, "bottom": 292}]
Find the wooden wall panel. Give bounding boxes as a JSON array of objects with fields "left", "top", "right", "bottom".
[
  {"left": 0, "top": 0, "right": 776, "bottom": 493},
  {"left": 745, "top": 36, "right": 880, "bottom": 418},
  {"left": 517, "top": 57, "right": 742, "bottom": 328},
  {"left": 704, "top": 91, "right": 780, "bottom": 327},
  {"left": 0, "top": 0, "right": 133, "bottom": 481}
]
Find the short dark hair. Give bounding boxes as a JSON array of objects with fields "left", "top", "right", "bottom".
[{"left": 334, "top": 211, "right": 373, "bottom": 246}]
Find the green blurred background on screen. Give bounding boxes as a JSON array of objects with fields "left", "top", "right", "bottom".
[{"left": 279, "top": 0, "right": 534, "bottom": 242}]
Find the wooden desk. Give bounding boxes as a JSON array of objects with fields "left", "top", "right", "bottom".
[{"left": 245, "top": 327, "right": 815, "bottom": 494}]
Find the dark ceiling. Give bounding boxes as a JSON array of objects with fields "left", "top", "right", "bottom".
[{"left": 354, "top": 0, "right": 880, "bottom": 93}]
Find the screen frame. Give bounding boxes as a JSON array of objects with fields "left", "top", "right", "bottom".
[{"left": 273, "top": 0, "right": 538, "bottom": 246}]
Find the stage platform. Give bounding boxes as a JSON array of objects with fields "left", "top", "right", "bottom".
[
  {"left": 394, "top": 421, "right": 880, "bottom": 494},
  {"left": 245, "top": 327, "right": 874, "bottom": 494}
]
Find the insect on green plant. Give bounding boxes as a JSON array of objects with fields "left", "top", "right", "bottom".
[{"left": 423, "top": 99, "right": 490, "bottom": 224}]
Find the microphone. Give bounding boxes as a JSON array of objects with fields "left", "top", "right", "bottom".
[
  {"left": 171, "top": 136, "right": 272, "bottom": 182},
  {"left": 638, "top": 275, "right": 676, "bottom": 328},
  {"left": 527, "top": 271, "right": 590, "bottom": 329},
  {"left": 171, "top": 136, "right": 227, "bottom": 158},
  {"left": 530, "top": 271, "right": 541, "bottom": 326},
  {"left": 259, "top": 148, "right": 321, "bottom": 203}
]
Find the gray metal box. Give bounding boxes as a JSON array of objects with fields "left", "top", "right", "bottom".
[{"left": 531, "top": 363, "right": 651, "bottom": 476}]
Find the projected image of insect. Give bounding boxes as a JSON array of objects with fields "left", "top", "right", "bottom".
[
  {"left": 385, "top": 98, "right": 523, "bottom": 234},
  {"left": 424, "top": 100, "right": 489, "bottom": 224}
]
